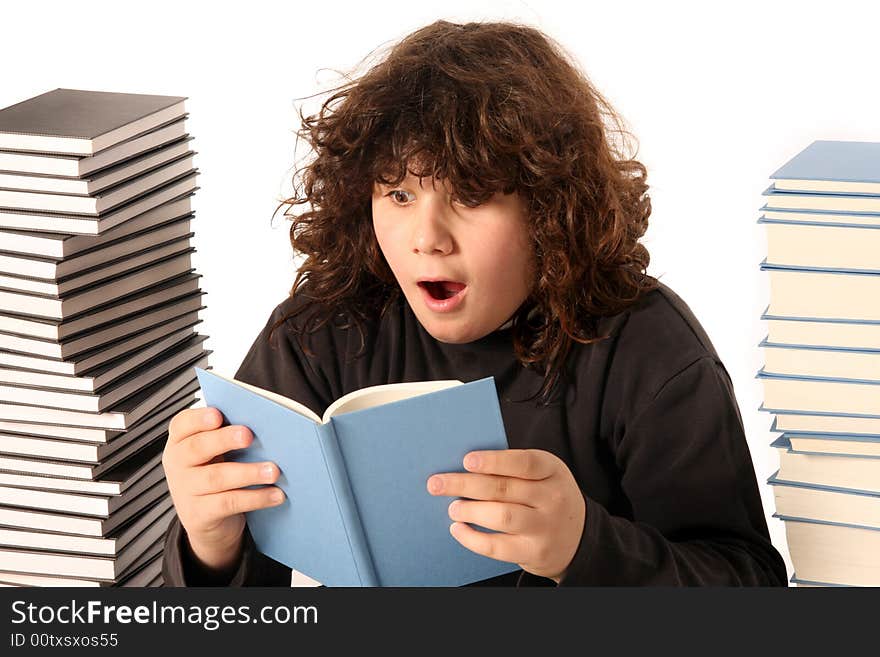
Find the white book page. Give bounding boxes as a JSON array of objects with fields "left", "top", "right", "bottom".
[
  {"left": 213, "top": 371, "right": 463, "bottom": 426},
  {"left": 209, "top": 371, "right": 322, "bottom": 424},
  {"left": 321, "top": 380, "right": 462, "bottom": 424}
]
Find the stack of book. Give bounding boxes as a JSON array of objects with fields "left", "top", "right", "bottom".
[
  {"left": 757, "top": 140, "right": 880, "bottom": 587},
  {"left": 0, "top": 89, "right": 210, "bottom": 587}
]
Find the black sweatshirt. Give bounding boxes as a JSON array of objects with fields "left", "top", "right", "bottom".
[{"left": 162, "top": 281, "right": 788, "bottom": 587}]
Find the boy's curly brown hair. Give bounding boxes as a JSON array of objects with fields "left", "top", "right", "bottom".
[{"left": 271, "top": 19, "right": 659, "bottom": 405}]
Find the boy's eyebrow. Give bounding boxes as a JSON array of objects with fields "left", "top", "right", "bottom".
[
  {"left": 375, "top": 176, "right": 415, "bottom": 190},
  {"left": 380, "top": 173, "right": 449, "bottom": 191}
]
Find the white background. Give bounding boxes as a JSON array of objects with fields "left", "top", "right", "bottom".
[{"left": 4, "top": 0, "right": 880, "bottom": 585}]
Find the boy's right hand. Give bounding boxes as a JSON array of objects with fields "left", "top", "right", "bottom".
[{"left": 162, "top": 406, "right": 285, "bottom": 575}]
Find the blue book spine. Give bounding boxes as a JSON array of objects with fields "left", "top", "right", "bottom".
[
  {"left": 194, "top": 367, "right": 362, "bottom": 587},
  {"left": 315, "top": 422, "right": 378, "bottom": 586},
  {"left": 328, "top": 377, "right": 521, "bottom": 586}
]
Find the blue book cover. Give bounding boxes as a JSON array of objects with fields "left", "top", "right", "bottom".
[
  {"left": 790, "top": 573, "right": 851, "bottom": 587},
  {"left": 758, "top": 336, "right": 880, "bottom": 354},
  {"left": 768, "top": 471, "right": 880, "bottom": 498},
  {"left": 768, "top": 434, "right": 880, "bottom": 459},
  {"left": 759, "top": 402, "right": 880, "bottom": 420},
  {"left": 194, "top": 367, "right": 521, "bottom": 587},
  {"left": 761, "top": 185, "right": 880, "bottom": 212},
  {"left": 770, "top": 434, "right": 880, "bottom": 461},
  {"left": 771, "top": 141, "right": 880, "bottom": 184},
  {"left": 761, "top": 306, "right": 880, "bottom": 325},
  {"left": 771, "top": 417, "right": 880, "bottom": 441},
  {"left": 773, "top": 512, "right": 880, "bottom": 533},
  {"left": 760, "top": 257, "right": 880, "bottom": 276},
  {"left": 759, "top": 204, "right": 880, "bottom": 219},
  {"left": 756, "top": 366, "right": 880, "bottom": 387},
  {"left": 770, "top": 434, "right": 792, "bottom": 450},
  {"left": 757, "top": 214, "right": 880, "bottom": 230}
]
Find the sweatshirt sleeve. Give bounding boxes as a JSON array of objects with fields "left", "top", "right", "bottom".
[
  {"left": 161, "top": 514, "right": 293, "bottom": 586},
  {"left": 521, "top": 356, "right": 787, "bottom": 587},
  {"left": 162, "top": 297, "right": 333, "bottom": 587}
]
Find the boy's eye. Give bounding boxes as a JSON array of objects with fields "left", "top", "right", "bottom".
[
  {"left": 386, "top": 190, "right": 414, "bottom": 205},
  {"left": 382, "top": 189, "right": 481, "bottom": 208}
]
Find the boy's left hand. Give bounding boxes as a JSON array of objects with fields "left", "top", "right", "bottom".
[{"left": 427, "top": 449, "right": 585, "bottom": 584}]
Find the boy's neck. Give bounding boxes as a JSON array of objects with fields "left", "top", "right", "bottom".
[{"left": 497, "top": 306, "right": 538, "bottom": 331}]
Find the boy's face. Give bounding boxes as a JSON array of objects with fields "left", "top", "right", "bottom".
[{"left": 371, "top": 173, "right": 535, "bottom": 344}]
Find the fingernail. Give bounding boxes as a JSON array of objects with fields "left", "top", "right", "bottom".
[
  {"left": 271, "top": 489, "right": 285, "bottom": 504},
  {"left": 260, "top": 464, "right": 275, "bottom": 480},
  {"left": 204, "top": 409, "right": 220, "bottom": 428},
  {"left": 427, "top": 476, "right": 443, "bottom": 494},
  {"left": 464, "top": 453, "right": 480, "bottom": 470},
  {"left": 448, "top": 500, "right": 460, "bottom": 517},
  {"left": 237, "top": 428, "right": 250, "bottom": 446}
]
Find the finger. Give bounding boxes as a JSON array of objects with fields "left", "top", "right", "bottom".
[
  {"left": 427, "top": 472, "right": 538, "bottom": 507},
  {"left": 447, "top": 499, "right": 539, "bottom": 535},
  {"left": 448, "top": 521, "right": 527, "bottom": 564},
  {"left": 179, "top": 425, "right": 252, "bottom": 468},
  {"left": 199, "top": 485, "right": 286, "bottom": 522},
  {"left": 463, "top": 449, "right": 556, "bottom": 480},
  {"left": 168, "top": 407, "right": 223, "bottom": 444},
  {"left": 190, "top": 460, "right": 280, "bottom": 496}
]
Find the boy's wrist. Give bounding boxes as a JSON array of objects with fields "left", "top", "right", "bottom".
[{"left": 185, "top": 531, "right": 245, "bottom": 582}]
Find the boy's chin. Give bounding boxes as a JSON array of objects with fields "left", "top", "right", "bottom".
[
  {"left": 417, "top": 317, "right": 494, "bottom": 345},
  {"left": 404, "top": 294, "right": 503, "bottom": 343}
]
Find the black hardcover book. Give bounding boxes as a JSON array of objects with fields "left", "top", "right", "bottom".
[{"left": 0, "top": 89, "right": 186, "bottom": 155}]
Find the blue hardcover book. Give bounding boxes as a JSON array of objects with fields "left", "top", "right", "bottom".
[
  {"left": 759, "top": 259, "right": 880, "bottom": 323},
  {"left": 770, "top": 434, "right": 792, "bottom": 450},
  {"left": 760, "top": 205, "right": 880, "bottom": 222},
  {"left": 759, "top": 336, "right": 880, "bottom": 354},
  {"left": 757, "top": 214, "right": 880, "bottom": 231},
  {"left": 194, "top": 367, "right": 521, "bottom": 587},
  {"left": 760, "top": 306, "right": 880, "bottom": 352},
  {"left": 759, "top": 405, "right": 880, "bottom": 442},
  {"left": 759, "top": 403, "right": 880, "bottom": 420},
  {"left": 790, "top": 574, "right": 851, "bottom": 587},
  {"left": 761, "top": 306, "right": 880, "bottom": 325},
  {"left": 767, "top": 433, "right": 880, "bottom": 459},
  {"left": 770, "top": 140, "right": 880, "bottom": 195},
  {"left": 758, "top": 337, "right": 880, "bottom": 384},
  {"left": 768, "top": 471, "right": 880, "bottom": 537},
  {"left": 768, "top": 470, "right": 880, "bottom": 498},
  {"left": 773, "top": 512, "right": 880, "bottom": 533},
  {"left": 757, "top": 214, "right": 880, "bottom": 229},
  {"left": 771, "top": 417, "right": 880, "bottom": 441},
  {"left": 762, "top": 185, "right": 880, "bottom": 213},
  {"left": 756, "top": 366, "right": 880, "bottom": 386},
  {"left": 757, "top": 214, "right": 880, "bottom": 273},
  {"left": 757, "top": 367, "right": 880, "bottom": 417},
  {"left": 760, "top": 257, "right": 880, "bottom": 275}
]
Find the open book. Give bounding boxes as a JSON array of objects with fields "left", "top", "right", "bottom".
[{"left": 194, "top": 367, "right": 520, "bottom": 587}]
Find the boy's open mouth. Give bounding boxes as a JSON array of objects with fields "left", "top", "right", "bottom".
[{"left": 418, "top": 280, "right": 467, "bottom": 300}]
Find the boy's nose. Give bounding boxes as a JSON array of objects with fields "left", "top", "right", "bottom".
[{"left": 412, "top": 198, "right": 454, "bottom": 255}]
